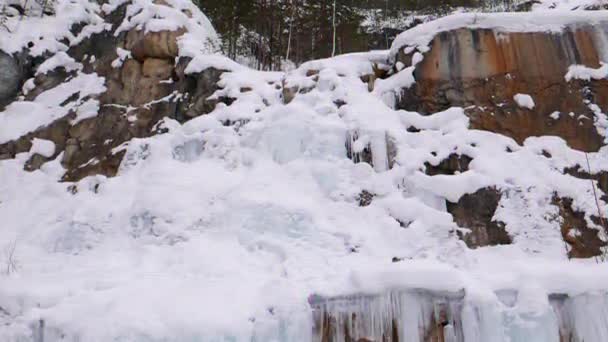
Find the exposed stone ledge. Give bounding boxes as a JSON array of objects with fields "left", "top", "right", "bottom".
[{"left": 394, "top": 23, "right": 608, "bottom": 152}]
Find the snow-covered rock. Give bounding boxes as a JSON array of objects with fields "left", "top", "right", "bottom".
[
  {"left": 390, "top": 11, "right": 608, "bottom": 152},
  {"left": 1, "top": 1, "right": 608, "bottom": 341},
  {"left": 0, "top": 0, "right": 227, "bottom": 180}
]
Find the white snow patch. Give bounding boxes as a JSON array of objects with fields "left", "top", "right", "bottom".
[
  {"left": 74, "top": 98, "right": 102, "bottom": 124},
  {"left": 36, "top": 51, "right": 82, "bottom": 75},
  {"left": 21, "top": 78, "right": 36, "bottom": 95},
  {"left": 565, "top": 62, "right": 608, "bottom": 81},
  {"left": 30, "top": 138, "right": 56, "bottom": 157},
  {"left": 111, "top": 48, "right": 132, "bottom": 68},
  {"left": 372, "top": 51, "right": 423, "bottom": 103},
  {"left": 184, "top": 54, "right": 243, "bottom": 74},
  {"left": 514, "top": 93, "right": 535, "bottom": 109}
]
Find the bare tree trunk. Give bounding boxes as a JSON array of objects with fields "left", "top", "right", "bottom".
[
  {"left": 384, "top": 0, "right": 389, "bottom": 49},
  {"left": 331, "top": 0, "right": 337, "bottom": 57},
  {"left": 285, "top": 0, "right": 294, "bottom": 61},
  {"left": 230, "top": 3, "right": 237, "bottom": 60},
  {"left": 277, "top": 17, "right": 282, "bottom": 70}
]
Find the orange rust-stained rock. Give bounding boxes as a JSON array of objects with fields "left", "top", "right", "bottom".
[{"left": 398, "top": 26, "right": 608, "bottom": 152}]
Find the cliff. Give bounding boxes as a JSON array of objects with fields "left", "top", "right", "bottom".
[
  {"left": 1, "top": 2, "right": 608, "bottom": 341},
  {"left": 392, "top": 13, "right": 608, "bottom": 152}
]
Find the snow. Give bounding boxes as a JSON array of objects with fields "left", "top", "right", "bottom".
[
  {"left": 35, "top": 51, "right": 82, "bottom": 75},
  {"left": 513, "top": 93, "right": 536, "bottom": 109},
  {"left": 296, "top": 51, "right": 390, "bottom": 78},
  {"left": 0, "top": 0, "right": 219, "bottom": 57},
  {"left": 4, "top": 47, "right": 608, "bottom": 339},
  {"left": 0, "top": 72, "right": 106, "bottom": 143},
  {"left": 2, "top": 2, "right": 608, "bottom": 341},
  {"left": 532, "top": 0, "right": 608, "bottom": 10},
  {"left": 0, "top": 0, "right": 105, "bottom": 56},
  {"left": 184, "top": 53, "right": 244, "bottom": 74},
  {"left": 390, "top": 11, "right": 608, "bottom": 60},
  {"left": 73, "top": 98, "right": 102, "bottom": 123},
  {"left": 107, "top": 0, "right": 220, "bottom": 57},
  {"left": 111, "top": 47, "right": 132, "bottom": 68},
  {"left": 373, "top": 52, "right": 423, "bottom": 103},
  {"left": 21, "top": 78, "right": 36, "bottom": 95},
  {"left": 29, "top": 138, "right": 56, "bottom": 157},
  {"left": 565, "top": 62, "right": 608, "bottom": 81}
]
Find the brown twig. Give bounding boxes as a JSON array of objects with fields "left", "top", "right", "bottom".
[
  {"left": 585, "top": 153, "right": 606, "bottom": 227},
  {"left": 585, "top": 152, "right": 608, "bottom": 259}
]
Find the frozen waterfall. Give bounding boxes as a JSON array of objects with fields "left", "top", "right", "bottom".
[{"left": 310, "top": 290, "right": 608, "bottom": 342}]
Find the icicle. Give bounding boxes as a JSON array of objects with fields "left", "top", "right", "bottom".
[
  {"left": 346, "top": 130, "right": 396, "bottom": 172},
  {"left": 311, "top": 290, "right": 465, "bottom": 342},
  {"left": 312, "top": 290, "right": 608, "bottom": 342},
  {"left": 370, "top": 131, "right": 389, "bottom": 172},
  {"left": 553, "top": 292, "right": 608, "bottom": 342},
  {"left": 346, "top": 130, "right": 372, "bottom": 166}
]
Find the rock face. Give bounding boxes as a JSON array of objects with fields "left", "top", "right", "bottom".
[
  {"left": 0, "top": 4, "right": 225, "bottom": 181},
  {"left": 391, "top": 18, "right": 608, "bottom": 253},
  {"left": 425, "top": 155, "right": 514, "bottom": 249},
  {"left": 553, "top": 196, "right": 607, "bottom": 259},
  {"left": 446, "top": 187, "right": 512, "bottom": 248},
  {"left": 424, "top": 153, "right": 471, "bottom": 176},
  {"left": 397, "top": 24, "right": 608, "bottom": 152}
]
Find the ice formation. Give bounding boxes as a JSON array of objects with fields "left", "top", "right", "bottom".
[{"left": 1, "top": 0, "right": 608, "bottom": 341}]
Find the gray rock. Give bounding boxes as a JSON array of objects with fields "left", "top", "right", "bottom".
[{"left": 0, "top": 51, "right": 24, "bottom": 109}]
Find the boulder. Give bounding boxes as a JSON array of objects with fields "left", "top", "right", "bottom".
[
  {"left": 0, "top": 51, "right": 24, "bottom": 109},
  {"left": 127, "top": 28, "right": 185, "bottom": 61}
]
